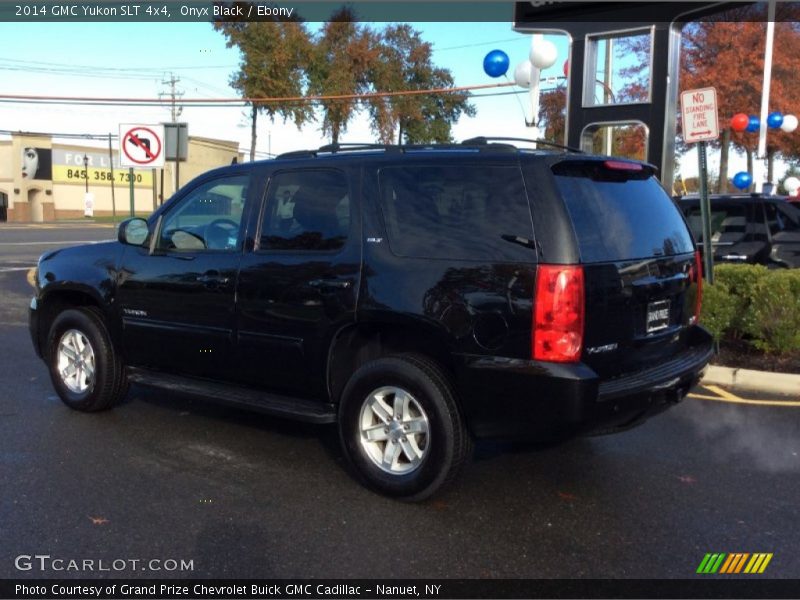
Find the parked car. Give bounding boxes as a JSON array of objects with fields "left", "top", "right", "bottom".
[
  {"left": 676, "top": 194, "right": 800, "bottom": 268},
  {"left": 30, "top": 139, "right": 713, "bottom": 500}
]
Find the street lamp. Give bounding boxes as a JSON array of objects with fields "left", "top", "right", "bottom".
[{"left": 83, "top": 154, "right": 89, "bottom": 194}]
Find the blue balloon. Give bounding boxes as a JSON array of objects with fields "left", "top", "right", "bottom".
[
  {"left": 732, "top": 171, "right": 753, "bottom": 190},
  {"left": 767, "top": 111, "right": 784, "bottom": 128},
  {"left": 483, "top": 49, "right": 510, "bottom": 78},
  {"left": 746, "top": 115, "right": 760, "bottom": 132}
]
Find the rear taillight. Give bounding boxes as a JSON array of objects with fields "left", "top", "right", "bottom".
[
  {"left": 690, "top": 250, "right": 703, "bottom": 324},
  {"left": 533, "top": 265, "right": 585, "bottom": 363}
]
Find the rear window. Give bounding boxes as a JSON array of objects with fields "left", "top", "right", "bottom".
[
  {"left": 377, "top": 164, "right": 534, "bottom": 261},
  {"left": 553, "top": 161, "right": 694, "bottom": 262}
]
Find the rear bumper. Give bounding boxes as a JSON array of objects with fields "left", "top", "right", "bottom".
[{"left": 455, "top": 326, "right": 714, "bottom": 440}]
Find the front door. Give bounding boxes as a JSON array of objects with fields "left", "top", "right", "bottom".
[
  {"left": 236, "top": 167, "right": 360, "bottom": 399},
  {"left": 116, "top": 171, "right": 253, "bottom": 380}
]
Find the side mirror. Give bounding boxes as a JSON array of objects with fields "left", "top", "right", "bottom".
[{"left": 118, "top": 218, "right": 149, "bottom": 246}]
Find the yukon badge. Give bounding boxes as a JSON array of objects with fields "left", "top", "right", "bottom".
[
  {"left": 122, "top": 308, "right": 148, "bottom": 317},
  {"left": 586, "top": 343, "right": 618, "bottom": 355}
]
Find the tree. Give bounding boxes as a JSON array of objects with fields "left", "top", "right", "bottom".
[
  {"left": 215, "top": 14, "right": 313, "bottom": 160},
  {"left": 367, "top": 24, "right": 475, "bottom": 144},
  {"left": 306, "top": 8, "right": 379, "bottom": 144},
  {"left": 538, "top": 87, "right": 566, "bottom": 144},
  {"left": 679, "top": 6, "right": 800, "bottom": 191}
]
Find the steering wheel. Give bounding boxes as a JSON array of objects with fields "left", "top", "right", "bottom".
[{"left": 205, "top": 218, "right": 239, "bottom": 249}]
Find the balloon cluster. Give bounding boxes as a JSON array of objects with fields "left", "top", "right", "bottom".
[
  {"left": 729, "top": 111, "right": 798, "bottom": 190},
  {"left": 730, "top": 111, "right": 798, "bottom": 134},
  {"left": 482, "top": 39, "right": 559, "bottom": 87}
]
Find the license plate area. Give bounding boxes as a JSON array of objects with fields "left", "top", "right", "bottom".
[{"left": 646, "top": 299, "right": 671, "bottom": 334}]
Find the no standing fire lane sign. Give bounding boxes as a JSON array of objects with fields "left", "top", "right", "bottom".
[
  {"left": 680, "top": 87, "right": 720, "bottom": 144},
  {"left": 119, "top": 124, "right": 165, "bottom": 168}
]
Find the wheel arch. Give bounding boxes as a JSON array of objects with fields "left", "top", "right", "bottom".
[
  {"left": 37, "top": 287, "right": 117, "bottom": 356},
  {"left": 326, "top": 319, "right": 455, "bottom": 405}
]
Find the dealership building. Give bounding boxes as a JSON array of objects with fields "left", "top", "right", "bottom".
[{"left": 0, "top": 132, "right": 243, "bottom": 222}]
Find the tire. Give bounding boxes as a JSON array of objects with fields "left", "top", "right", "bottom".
[
  {"left": 46, "top": 307, "right": 128, "bottom": 412},
  {"left": 338, "top": 353, "right": 472, "bottom": 501}
]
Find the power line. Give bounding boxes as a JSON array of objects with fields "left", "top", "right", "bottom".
[{"left": 0, "top": 81, "right": 515, "bottom": 106}]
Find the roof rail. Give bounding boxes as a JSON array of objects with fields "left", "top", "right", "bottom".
[
  {"left": 462, "top": 136, "right": 584, "bottom": 153},
  {"left": 276, "top": 142, "right": 396, "bottom": 159},
  {"left": 275, "top": 139, "right": 525, "bottom": 160}
]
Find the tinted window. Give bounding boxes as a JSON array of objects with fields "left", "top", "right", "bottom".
[
  {"left": 776, "top": 202, "right": 800, "bottom": 232},
  {"left": 377, "top": 164, "right": 534, "bottom": 261},
  {"left": 553, "top": 162, "right": 694, "bottom": 262},
  {"left": 260, "top": 170, "right": 349, "bottom": 251},
  {"left": 158, "top": 175, "right": 248, "bottom": 251},
  {"left": 683, "top": 203, "right": 748, "bottom": 244}
]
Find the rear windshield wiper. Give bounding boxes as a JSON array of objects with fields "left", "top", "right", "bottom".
[{"left": 501, "top": 234, "right": 538, "bottom": 251}]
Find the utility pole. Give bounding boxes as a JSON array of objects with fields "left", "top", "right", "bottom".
[
  {"left": 160, "top": 72, "right": 184, "bottom": 194},
  {"left": 159, "top": 72, "right": 184, "bottom": 122}
]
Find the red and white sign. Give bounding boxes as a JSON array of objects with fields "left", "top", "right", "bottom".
[
  {"left": 119, "top": 124, "right": 164, "bottom": 168},
  {"left": 680, "top": 87, "right": 720, "bottom": 144}
]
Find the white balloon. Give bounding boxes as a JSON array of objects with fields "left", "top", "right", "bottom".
[
  {"left": 781, "top": 114, "right": 798, "bottom": 133},
  {"left": 783, "top": 176, "right": 800, "bottom": 194},
  {"left": 514, "top": 60, "right": 532, "bottom": 88},
  {"left": 530, "top": 39, "right": 558, "bottom": 70}
]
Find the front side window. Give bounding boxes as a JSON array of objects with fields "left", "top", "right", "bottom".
[
  {"left": 259, "top": 169, "right": 350, "bottom": 252},
  {"left": 158, "top": 174, "right": 249, "bottom": 251}
]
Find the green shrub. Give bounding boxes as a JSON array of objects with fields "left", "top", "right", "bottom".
[
  {"left": 699, "top": 281, "right": 737, "bottom": 341},
  {"left": 713, "top": 264, "right": 769, "bottom": 337},
  {"left": 747, "top": 270, "right": 800, "bottom": 354}
]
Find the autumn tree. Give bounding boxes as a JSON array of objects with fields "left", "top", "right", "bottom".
[
  {"left": 367, "top": 24, "right": 475, "bottom": 144},
  {"left": 215, "top": 12, "right": 313, "bottom": 160},
  {"left": 682, "top": 8, "right": 800, "bottom": 191},
  {"left": 305, "top": 8, "right": 379, "bottom": 144},
  {"left": 537, "top": 86, "right": 566, "bottom": 144}
]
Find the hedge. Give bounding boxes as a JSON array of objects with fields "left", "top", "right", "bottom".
[{"left": 702, "top": 264, "right": 800, "bottom": 355}]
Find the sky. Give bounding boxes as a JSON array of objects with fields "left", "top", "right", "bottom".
[{"left": 0, "top": 18, "right": 774, "bottom": 183}]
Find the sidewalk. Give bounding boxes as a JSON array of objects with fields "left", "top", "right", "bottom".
[
  {"left": 0, "top": 221, "right": 116, "bottom": 228},
  {"left": 702, "top": 365, "right": 800, "bottom": 397}
]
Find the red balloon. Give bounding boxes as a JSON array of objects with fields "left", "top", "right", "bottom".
[
  {"left": 563, "top": 60, "right": 569, "bottom": 77},
  {"left": 731, "top": 113, "right": 749, "bottom": 132}
]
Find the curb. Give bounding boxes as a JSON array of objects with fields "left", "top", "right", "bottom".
[{"left": 702, "top": 365, "right": 800, "bottom": 397}]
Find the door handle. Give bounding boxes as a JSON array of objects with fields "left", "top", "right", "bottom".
[
  {"left": 196, "top": 271, "right": 230, "bottom": 286},
  {"left": 308, "top": 278, "right": 352, "bottom": 290}
]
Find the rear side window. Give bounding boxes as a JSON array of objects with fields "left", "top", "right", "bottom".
[
  {"left": 260, "top": 169, "right": 349, "bottom": 252},
  {"left": 377, "top": 164, "right": 534, "bottom": 261},
  {"left": 553, "top": 161, "right": 694, "bottom": 262}
]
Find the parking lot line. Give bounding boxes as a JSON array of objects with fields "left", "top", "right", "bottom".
[{"left": 691, "top": 384, "right": 800, "bottom": 407}]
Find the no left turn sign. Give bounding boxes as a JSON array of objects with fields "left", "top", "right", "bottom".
[{"left": 119, "top": 124, "right": 165, "bottom": 168}]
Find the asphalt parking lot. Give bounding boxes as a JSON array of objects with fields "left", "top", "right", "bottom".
[{"left": 1, "top": 224, "right": 798, "bottom": 580}]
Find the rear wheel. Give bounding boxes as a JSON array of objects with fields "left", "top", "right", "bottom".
[
  {"left": 338, "top": 354, "right": 471, "bottom": 501},
  {"left": 47, "top": 307, "right": 128, "bottom": 412}
]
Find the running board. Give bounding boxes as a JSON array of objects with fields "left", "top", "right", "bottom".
[{"left": 126, "top": 367, "right": 337, "bottom": 424}]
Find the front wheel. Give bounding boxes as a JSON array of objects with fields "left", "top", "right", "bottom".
[
  {"left": 338, "top": 354, "right": 472, "bottom": 501},
  {"left": 47, "top": 307, "right": 128, "bottom": 412}
]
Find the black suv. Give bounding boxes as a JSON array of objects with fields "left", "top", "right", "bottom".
[
  {"left": 676, "top": 194, "right": 800, "bottom": 268},
  {"left": 30, "top": 139, "right": 712, "bottom": 500}
]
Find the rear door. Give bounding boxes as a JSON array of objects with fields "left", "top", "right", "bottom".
[
  {"left": 234, "top": 166, "right": 360, "bottom": 399},
  {"left": 549, "top": 160, "right": 699, "bottom": 378}
]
